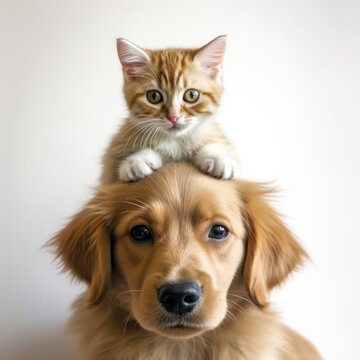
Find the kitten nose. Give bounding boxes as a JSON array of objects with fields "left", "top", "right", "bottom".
[{"left": 167, "top": 114, "right": 179, "bottom": 124}]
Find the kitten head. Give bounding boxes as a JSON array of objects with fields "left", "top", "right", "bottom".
[{"left": 117, "top": 36, "right": 226, "bottom": 137}]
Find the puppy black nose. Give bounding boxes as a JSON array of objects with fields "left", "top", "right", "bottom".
[{"left": 158, "top": 281, "right": 202, "bottom": 316}]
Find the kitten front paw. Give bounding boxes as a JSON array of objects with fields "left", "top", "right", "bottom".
[
  {"left": 118, "top": 149, "right": 162, "bottom": 182},
  {"left": 195, "top": 151, "right": 239, "bottom": 180}
]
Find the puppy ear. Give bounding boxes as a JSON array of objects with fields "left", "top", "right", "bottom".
[
  {"left": 239, "top": 182, "right": 308, "bottom": 307},
  {"left": 49, "top": 191, "right": 113, "bottom": 306}
]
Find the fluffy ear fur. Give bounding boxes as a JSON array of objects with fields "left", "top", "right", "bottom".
[
  {"left": 49, "top": 193, "right": 113, "bottom": 305},
  {"left": 239, "top": 182, "right": 308, "bottom": 307},
  {"left": 117, "top": 38, "right": 151, "bottom": 81},
  {"left": 194, "top": 35, "right": 227, "bottom": 80}
]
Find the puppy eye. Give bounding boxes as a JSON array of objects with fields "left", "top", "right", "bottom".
[
  {"left": 130, "top": 225, "right": 153, "bottom": 242},
  {"left": 208, "top": 225, "right": 229, "bottom": 241},
  {"left": 183, "top": 89, "right": 199, "bottom": 103},
  {"left": 146, "top": 90, "right": 163, "bottom": 104}
]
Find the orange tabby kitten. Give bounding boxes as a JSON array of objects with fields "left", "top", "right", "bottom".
[{"left": 101, "top": 35, "right": 240, "bottom": 184}]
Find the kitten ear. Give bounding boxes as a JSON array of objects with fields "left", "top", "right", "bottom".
[
  {"left": 116, "top": 38, "right": 151, "bottom": 81},
  {"left": 194, "top": 35, "right": 227, "bottom": 80}
]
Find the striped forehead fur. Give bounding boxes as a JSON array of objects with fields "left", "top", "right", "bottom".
[
  {"left": 123, "top": 46, "right": 223, "bottom": 118},
  {"left": 146, "top": 48, "right": 197, "bottom": 89}
]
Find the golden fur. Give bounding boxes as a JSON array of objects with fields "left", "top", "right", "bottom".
[
  {"left": 101, "top": 36, "right": 240, "bottom": 184},
  {"left": 51, "top": 163, "right": 322, "bottom": 359}
]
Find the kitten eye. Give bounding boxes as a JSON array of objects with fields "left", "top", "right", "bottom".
[
  {"left": 130, "top": 225, "right": 153, "bottom": 242},
  {"left": 146, "top": 90, "right": 163, "bottom": 104},
  {"left": 208, "top": 225, "right": 229, "bottom": 241},
  {"left": 183, "top": 89, "right": 199, "bottom": 103}
]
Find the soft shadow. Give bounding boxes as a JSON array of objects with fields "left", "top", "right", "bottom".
[{"left": 2, "top": 327, "right": 76, "bottom": 360}]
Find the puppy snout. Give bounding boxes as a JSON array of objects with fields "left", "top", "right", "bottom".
[{"left": 158, "top": 281, "right": 202, "bottom": 316}]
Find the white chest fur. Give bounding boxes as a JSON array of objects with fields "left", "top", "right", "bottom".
[
  {"left": 152, "top": 120, "right": 211, "bottom": 162},
  {"left": 154, "top": 137, "right": 194, "bottom": 161}
]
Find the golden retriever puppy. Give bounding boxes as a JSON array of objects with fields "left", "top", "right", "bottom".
[{"left": 50, "top": 163, "right": 321, "bottom": 360}]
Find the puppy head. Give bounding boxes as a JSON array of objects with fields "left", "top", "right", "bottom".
[{"left": 50, "top": 163, "right": 307, "bottom": 338}]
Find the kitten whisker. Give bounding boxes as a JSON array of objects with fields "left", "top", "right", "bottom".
[
  {"left": 135, "top": 123, "right": 154, "bottom": 151},
  {"left": 121, "top": 119, "right": 156, "bottom": 139},
  {"left": 142, "top": 124, "right": 159, "bottom": 149},
  {"left": 124, "top": 119, "right": 153, "bottom": 148},
  {"left": 139, "top": 123, "right": 154, "bottom": 150},
  {"left": 122, "top": 128, "right": 142, "bottom": 152},
  {"left": 134, "top": 114, "right": 158, "bottom": 120},
  {"left": 123, "top": 123, "right": 152, "bottom": 151},
  {"left": 149, "top": 125, "right": 161, "bottom": 148}
]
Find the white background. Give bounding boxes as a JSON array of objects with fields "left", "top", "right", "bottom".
[{"left": 1, "top": 0, "right": 359, "bottom": 359}]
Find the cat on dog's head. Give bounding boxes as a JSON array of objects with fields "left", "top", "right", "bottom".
[
  {"left": 101, "top": 36, "right": 241, "bottom": 184},
  {"left": 117, "top": 35, "right": 226, "bottom": 137}
]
